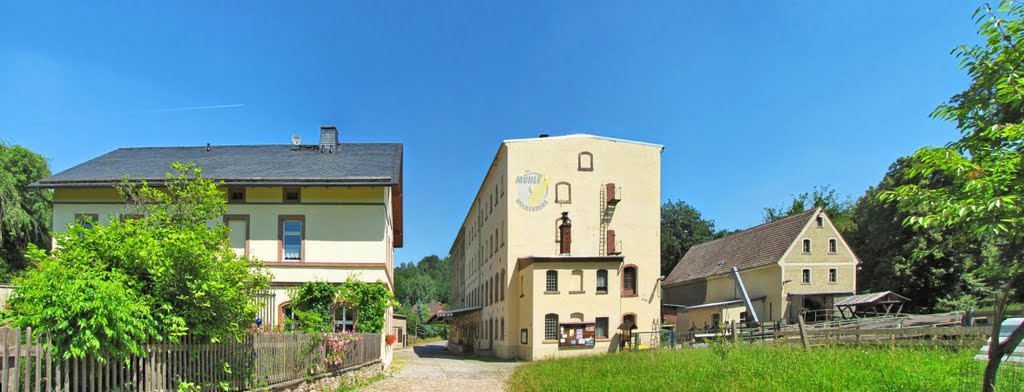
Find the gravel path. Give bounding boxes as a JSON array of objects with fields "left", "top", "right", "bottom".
[{"left": 359, "top": 341, "right": 521, "bottom": 392}]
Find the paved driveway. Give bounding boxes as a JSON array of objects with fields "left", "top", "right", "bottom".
[{"left": 359, "top": 341, "right": 521, "bottom": 392}]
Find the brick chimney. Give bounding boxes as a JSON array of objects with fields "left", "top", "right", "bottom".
[
  {"left": 319, "top": 125, "right": 339, "bottom": 153},
  {"left": 559, "top": 212, "right": 572, "bottom": 255}
]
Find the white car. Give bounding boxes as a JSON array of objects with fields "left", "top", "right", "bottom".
[{"left": 976, "top": 317, "right": 1024, "bottom": 363}]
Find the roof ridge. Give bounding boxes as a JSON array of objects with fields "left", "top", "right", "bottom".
[
  {"left": 117, "top": 143, "right": 401, "bottom": 150},
  {"left": 690, "top": 207, "right": 818, "bottom": 249}
]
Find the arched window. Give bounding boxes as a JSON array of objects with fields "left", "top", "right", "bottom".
[
  {"left": 578, "top": 152, "right": 594, "bottom": 171},
  {"left": 500, "top": 269, "right": 506, "bottom": 301},
  {"left": 622, "top": 265, "right": 638, "bottom": 297},
  {"left": 555, "top": 182, "right": 571, "bottom": 204},
  {"left": 546, "top": 270, "right": 558, "bottom": 292},
  {"left": 596, "top": 269, "right": 608, "bottom": 293},
  {"left": 570, "top": 312, "right": 584, "bottom": 322},
  {"left": 571, "top": 270, "right": 584, "bottom": 293},
  {"left": 278, "top": 301, "right": 294, "bottom": 330},
  {"left": 544, "top": 313, "right": 559, "bottom": 340}
]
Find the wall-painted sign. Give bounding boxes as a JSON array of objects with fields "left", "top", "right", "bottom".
[{"left": 515, "top": 171, "right": 550, "bottom": 212}]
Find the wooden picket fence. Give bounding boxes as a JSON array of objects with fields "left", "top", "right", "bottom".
[{"left": 0, "top": 327, "right": 381, "bottom": 391}]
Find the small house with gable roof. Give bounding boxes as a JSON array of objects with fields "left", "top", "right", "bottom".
[{"left": 662, "top": 207, "right": 858, "bottom": 329}]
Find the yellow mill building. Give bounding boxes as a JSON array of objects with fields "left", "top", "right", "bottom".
[{"left": 444, "top": 134, "right": 663, "bottom": 360}]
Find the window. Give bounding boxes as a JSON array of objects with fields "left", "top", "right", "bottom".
[
  {"left": 802, "top": 268, "right": 811, "bottom": 284},
  {"left": 555, "top": 182, "right": 571, "bottom": 204},
  {"left": 595, "top": 317, "right": 609, "bottom": 339},
  {"left": 622, "top": 265, "right": 638, "bottom": 297},
  {"left": 546, "top": 270, "right": 558, "bottom": 292},
  {"left": 283, "top": 187, "right": 301, "bottom": 203},
  {"left": 544, "top": 314, "right": 559, "bottom": 341},
  {"left": 521, "top": 328, "right": 528, "bottom": 344},
  {"left": 224, "top": 215, "right": 250, "bottom": 256},
  {"left": 802, "top": 239, "right": 812, "bottom": 254},
  {"left": 816, "top": 215, "right": 824, "bottom": 227},
  {"left": 829, "top": 268, "right": 838, "bottom": 283},
  {"left": 596, "top": 270, "right": 608, "bottom": 293},
  {"left": 280, "top": 216, "right": 304, "bottom": 261},
  {"left": 501, "top": 318, "right": 505, "bottom": 340},
  {"left": 570, "top": 312, "right": 584, "bottom": 322},
  {"left": 711, "top": 313, "right": 721, "bottom": 326},
  {"left": 75, "top": 213, "right": 99, "bottom": 230},
  {"left": 228, "top": 187, "right": 246, "bottom": 203},
  {"left": 828, "top": 238, "right": 838, "bottom": 254},
  {"left": 334, "top": 306, "right": 357, "bottom": 332},
  {"left": 571, "top": 270, "right": 584, "bottom": 293},
  {"left": 578, "top": 152, "right": 594, "bottom": 171},
  {"left": 500, "top": 269, "right": 505, "bottom": 301}
]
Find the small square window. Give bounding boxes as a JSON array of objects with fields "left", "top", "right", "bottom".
[
  {"left": 802, "top": 239, "right": 812, "bottom": 254},
  {"left": 228, "top": 187, "right": 246, "bottom": 203},
  {"left": 283, "top": 187, "right": 301, "bottom": 203},
  {"left": 801, "top": 268, "right": 811, "bottom": 284},
  {"left": 828, "top": 268, "right": 837, "bottom": 283}
]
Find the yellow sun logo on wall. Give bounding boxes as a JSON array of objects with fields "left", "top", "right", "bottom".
[{"left": 515, "top": 171, "right": 550, "bottom": 212}]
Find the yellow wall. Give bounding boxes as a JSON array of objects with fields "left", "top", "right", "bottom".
[
  {"left": 51, "top": 185, "right": 395, "bottom": 285},
  {"left": 448, "top": 135, "right": 663, "bottom": 360}
]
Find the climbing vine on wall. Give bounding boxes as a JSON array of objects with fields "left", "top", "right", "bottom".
[
  {"left": 288, "top": 277, "right": 395, "bottom": 334},
  {"left": 337, "top": 278, "right": 395, "bottom": 334},
  {"left": 288, "top": 281, "right": 338, "bottom": 333}
]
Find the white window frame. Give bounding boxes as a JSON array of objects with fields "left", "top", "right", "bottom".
[
  {"left": 828, "top": 238, "right": 838, "bottom": 254},
  {"left": 828, "top": 268, "right": 838, "bottom": 284},
  {"left": 802, "top": 239, "right": 812, "bottom": 254},
  {"left": 801, "top": 268, "right": 811, "bottom": 284}
]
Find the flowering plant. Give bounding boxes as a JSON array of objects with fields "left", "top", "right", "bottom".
[{"left": 323, "top": 333, "right": 363, "bottom": 368}]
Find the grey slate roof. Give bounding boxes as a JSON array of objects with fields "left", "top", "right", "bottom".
[
  {"left": 33, "top": 144, "right": 403, "bottom": 187},
  {"left": 663, "top": 208, "right": 820, "bottom": 287}
]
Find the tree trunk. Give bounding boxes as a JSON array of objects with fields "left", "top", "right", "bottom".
[{"left": 982, "top": 272, "right": 1024, "bottom": 392}]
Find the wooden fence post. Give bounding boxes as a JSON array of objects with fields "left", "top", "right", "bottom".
[
  {"left": 730, "top": 321, "right": 737, "bottom": 343},
  {"left": 798, "top": 315, "right": 810, "bottom": 350}
]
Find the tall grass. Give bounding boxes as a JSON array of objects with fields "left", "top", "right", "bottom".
[{"left": 508, "top": 344, "right": 1002, "bottom": 391}]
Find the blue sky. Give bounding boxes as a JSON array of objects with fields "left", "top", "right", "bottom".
[{"left": 0, "top": 1, "right": 980, "bottom": 265}]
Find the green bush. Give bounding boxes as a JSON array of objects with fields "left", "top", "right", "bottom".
[{"left": 4, "top": 163, "right": 271, "bottom": 360}]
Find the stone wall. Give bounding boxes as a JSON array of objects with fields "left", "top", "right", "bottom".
[{"left": 280, "top": 360, "right": 383, "bottom": 392}]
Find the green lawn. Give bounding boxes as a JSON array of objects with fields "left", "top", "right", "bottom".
[{"left": 508, "top": 344, "right": 1008, "bottom": 391}]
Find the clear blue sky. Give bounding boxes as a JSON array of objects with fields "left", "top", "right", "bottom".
[{"left": 0, "top": 1, "right": 979, "bottom": 265}]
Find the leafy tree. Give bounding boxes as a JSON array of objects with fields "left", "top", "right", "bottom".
[
  {"left": 0, "top": 143, "right": 51, "bottom": 280},
  {"left": 660, "top": 200, "right": 717, "bottom": 276},
  {"left": 848, "top": 158, "right": 993, "bottom": 312},
  {"left": 762, "top": 185, "right": 854, "bottom": 233},
  {"left": 879, "top": 2, "right": 1024, "bottom": 389},
  {"left": 5, "top": 163, "right": 271, "bottom": 360},
  {"left": 394, "top": 255, "right": 450, "bottom": 306}
]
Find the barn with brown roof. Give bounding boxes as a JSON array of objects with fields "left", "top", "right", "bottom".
[{"left": 662, "top": 207, "right": 859, "bottom": 329}]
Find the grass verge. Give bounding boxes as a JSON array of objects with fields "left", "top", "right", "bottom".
[{"left": 508, "top": 344, "right": 1006, "bottom": 391}]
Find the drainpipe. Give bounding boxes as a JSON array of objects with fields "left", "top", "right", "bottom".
[{"left": 732, "top": 267, "right": 760, "bottom": 323}]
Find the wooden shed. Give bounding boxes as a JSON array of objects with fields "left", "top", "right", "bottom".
[{"left": 834, "top": 291, "right": 910, "bottom": 319}]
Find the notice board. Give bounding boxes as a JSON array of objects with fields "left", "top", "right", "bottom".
[{"left": 558, "top": 323, "right": 595, "bottom": 348}]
